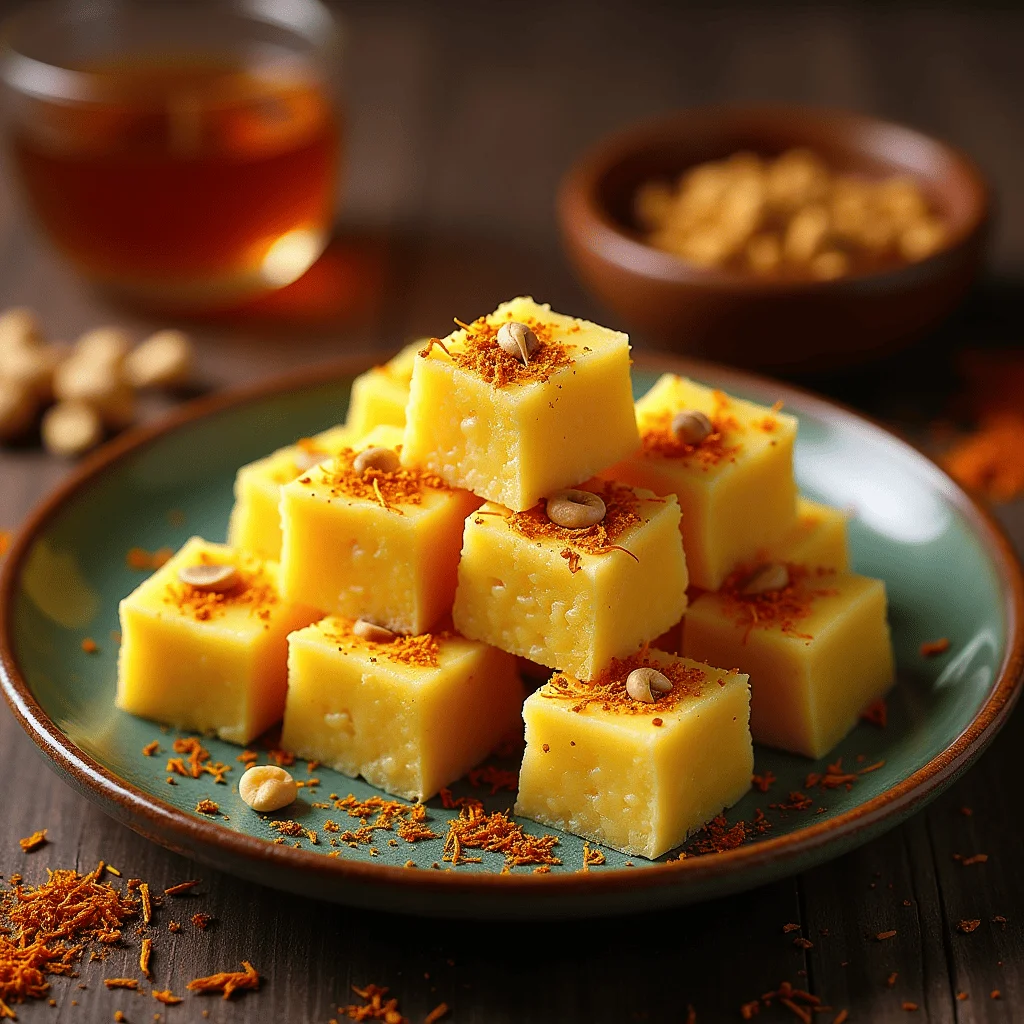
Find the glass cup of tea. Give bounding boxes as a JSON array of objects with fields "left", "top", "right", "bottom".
[{"left": 0, "top": 0, "right": 342, "bottom": 311}]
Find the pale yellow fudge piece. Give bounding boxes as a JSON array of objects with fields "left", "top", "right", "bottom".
[
  {"left": 763, "top": 497, "right": 850, "bottom": 571},
  {"left": 282, "top": 617, "right": 524, "bottom": 802},
  {"left": 453, "top": 481, "right": 688, "bottom": 680},
  {"left": 279, "top": 425, "right": 481, "bottom": 634},
  {"left": 401, "top": 296, "right": 640, "bottom": 511},
  {"left": 116, "top": 537, "right": 319, "bottom": 744},
  {"left": 515, "top": 650, "right": 753, "bottom": 860},
  {"left": 682, "top": 567, "right": 895, "bottom": 758},
  {"left": 345, "top": 341, "right": 421, "bottom": 435},
  {"left": 603, "top": 374, "right": 798, "bottom": 589},
  {"left": 227, "top": 424, "right": 356, "bottom": 560}
]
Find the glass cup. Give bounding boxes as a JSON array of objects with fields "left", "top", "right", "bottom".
[{"left": 0, "top": 0, "right": 342, "bottom": 311}]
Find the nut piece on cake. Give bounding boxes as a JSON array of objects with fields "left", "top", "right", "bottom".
[
  {"left": 279, "top": 425, "right": 482, "bottom": 635},
  {"left": 227, "top": 424, "right": 356, "bottom": 561},
  {"left": 682, "top": 565, "right": 895, "bottom": 758},
  {"left": 401, "top": 296, "right": 640, "bottom": 512},
  {"left": 452, "top": 480, "right": 688, "bottom": 681},
  {"left": 603, "top": 374, "right": 799, "bottom": 590},
  {"left": 281, "top": 617, "right": 524, "bottom": 803},
  {"left": 515, "top": 650, "right": 753, "bottom": 860},
  {"left": 116, "top": 537, "right": 319, "bottom": 744}
]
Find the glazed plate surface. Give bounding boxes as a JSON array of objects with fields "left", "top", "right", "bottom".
[{"left": 1, "top": 353, "right": 1021, "bottom": 919}]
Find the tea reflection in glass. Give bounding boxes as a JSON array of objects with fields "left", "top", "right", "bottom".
[{"left": 2, "top": 0, "right": 341, "bottom": 310}]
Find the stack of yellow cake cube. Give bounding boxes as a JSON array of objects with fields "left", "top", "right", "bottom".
[{"left": 115, "top": 295, "right": 894, "bottom": 861}]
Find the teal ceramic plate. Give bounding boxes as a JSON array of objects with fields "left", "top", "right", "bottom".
[{"left": 1, "top": 353, "right": 1021, "bottom": 920}]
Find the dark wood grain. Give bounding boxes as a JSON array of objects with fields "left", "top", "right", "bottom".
[{"left": 0, "top": 2, "right": 1022, "bottom": 1021}]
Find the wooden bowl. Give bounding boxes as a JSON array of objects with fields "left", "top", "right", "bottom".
[{"left": 557, "top": 105, "right": 990, "bottom": 372}]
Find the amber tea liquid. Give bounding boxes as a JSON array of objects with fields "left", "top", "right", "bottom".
[{"left": 11, "top": 58, "right": 339, "bottom": 307}]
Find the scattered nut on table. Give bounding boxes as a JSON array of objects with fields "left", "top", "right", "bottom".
[
  {"left": 238, "top": 764, "right": 298, "bottom": 812},
  {"left": 53, "top": 357, "right": 136, "bottom": 429},
  {"left": 124, "top": 329, "right": 194, "bottom": 389},
  {"left": 41, "top": 401, "right": 104, "bottom": 457}
]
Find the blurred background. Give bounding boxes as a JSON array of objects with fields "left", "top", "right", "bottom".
[{"left": 0, "top": 0, "right": 1020, "bottom": 504}]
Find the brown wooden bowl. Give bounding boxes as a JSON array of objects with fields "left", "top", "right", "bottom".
[{"left": 557, "top": 104, "right": 991, "bottom": 372}]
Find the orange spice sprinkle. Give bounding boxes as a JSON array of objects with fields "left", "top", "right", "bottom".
[
  {"left": 267, "top": 748, "right": 295, "bottom": 768},
  {"left": 104, "top": 978, "right": 138, "bottom": 990},
  {"left": 466, "top": 765, "right": 519, "bottom": 795},
  {"left": 322, "top": 619, "right": 445, "bottom": 669},
  {"left": 443, "top": 804, "right": 560, "bottom": 870},
  {"left": 543, "top": 649, "right": 709, "bottom": 716},
  {"left": 163, "top": 880, "right": 201, "bottom": 896},
  {"left": 875, "top": 930, "right": 897, "bottom": 941},
  {"left": 303, "top": 445, "right": 449, "bottom": 511},
  {"left": 139, "top": 883, "right": 152, "bottom": 926},
  {"left": 237, "top": 749, "right": 259, "bottom": 765},
  {"left": 581, "top": 843, "right": 606, "bottom": 872},
  {"left": 428, "top": 312, "right": 575, "bottom": 388},
  {"left": 338, "top": 982, "right": 410, "bottom": 1023},
  {"left": 126, "top": 547, "right": 173, "bottom": 571},
  {"left": 152, "top": 989, "right": 183, "bottom": 1005},
  {"left": 18, "top": 831, "right": 48, "bottom": 854},
  {"left": 805, "top": 759, "right": 859, "bottom": 792},
  {"left": 506, "top": 481, "right": 643, "bottom": 566},
  {"left": 740, "top": 1000, "right": 760, "bottom": 1020},
  {"left": 195, "top": 799, "right": 219, "bottom": 817},
  {"left": 719, "top": 563, "right": 838, "bottom": 642},
  {"left": 957, "top": 919, "right": 981, "bottom": 933},
  {"left": 860, "top": 699, "right": 888, "bottom": 728},
  {"left": 640, "top": 400, "right": 743, "bottom": 467},
  {"left": 886, "top": 972, "right": 899, "bottom": 987},
  {"left": 141, "top": 741, "right": 160, "bottom": 757},
  {"left": 191, "top": 913, "right": 213, "bottom": 931},
  {"left": 424, "top": 1002, "right": 450, "bottom": 1024},
  {"left": 902, "top": 1002, "right": 919, "bottom": 1011},
  {"left": 752, "top": 770, "right": 776, "bottom": 793},
  {"left": 81, "top": 637, "right": 98, "bottom": 653},
  {"left": 168, "top": 922, "right": 180, "bottom": 933},
  {"left": 955, "top": 853, "right": 989, "bottom": 866},
  {"left": 186, "top": 962, "right": 259, "bottom": 1000},
  {"left": 162, "top": 554, "right": 278, "bottom": 623},
  {"left": 114, "top": 1011, "right": 125, "bottom": 1022},
  {"left": 686, "top": 809, "right": 771, "bottom": 856},
  {"left": 140, "top": 937, "right": 152, "bottom": 978},
  {"left": 832, "top": 1011, "right": 849, "bottom": 1024},
  {"left": 991, "top": 990, "right": 1002, "bottom": 1000},
  {"left": 920, "top": 637, "right": 951, "bottom": 657}
]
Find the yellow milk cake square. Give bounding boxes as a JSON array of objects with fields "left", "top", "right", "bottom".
[
  {"left": 401, "top": 296, "right": 640, "bottom": 511},
  {"left": 515, "top": 650, "right": 753, "bottom": 860},
  {"left": 453, "top": 481, "right": 688, "bottom": 680},
  {"left": 279, "top": 425, "right": 481, "bottom": 634},
  {"left": 281, "top": 617, "right": 524, "bottom": 802},
  {"left": 345, "top": 340, "right": 421, "bottom": 435},
  {"left": 116, "top": 536, "right": 319, "bottom": 744},
  {"left": 227, "top": 424, "right": 355, "bottom": 560},
  {"left": 603, "top": 374, "right": 799, "bottom": 589},
  {"left": 682, "top": 563, "right": 895, "bottom": 758}
]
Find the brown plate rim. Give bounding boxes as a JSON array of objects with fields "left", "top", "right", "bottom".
[
  {"left": 1, "top": 350, "right": 1022, "bottom": 907},
  {"left": 558, "top": 101, "right": 992, "bottom": 293}
]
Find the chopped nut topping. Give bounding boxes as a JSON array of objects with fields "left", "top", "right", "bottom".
[
  {"left": 625, "top": 667, "right": 673, "bottom": 703},
  {"left": 177, "top": 563, "right": 240, "bottom": 593},
  {"left": 352, "top": 618, "right": 396, "bottom": 643},
  {"left": 546, "top": 489, "right": 607, "bottom": 529},
  {"left": 352, "top": 445, "right": 401, "bottom": 475},
  {"left": 671, "top": 409, "right": 713, "bottom": 445},
  {"left": 742, "top": 562, "right": 790, "bottom": 595},
  {"left": 495, "top": 321, "right": 540, "bottom": 365}
]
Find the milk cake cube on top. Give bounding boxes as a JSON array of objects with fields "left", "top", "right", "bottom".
[
  {"left": 227, "top": 424, "right": 356, "bottom": 561},
  {"left": 401, "top": 296, "right": 640, "bottom": 512},
  {"left": 345, "top": 341, "right": 421, "bottom": 435},
  {"left": 515, "top": 650, "right": 753, "bottom": 860},
  {"left": 452, "top": 481, "right": 688, "bottom": 681},
  {"left": 682, "top": 565, "right": 894, "bottom": 759},
  {"left": 603, "top": 374, "right": 799, "bottom": 590},
  {"left": 278, "top": 425, "right": 481, "bottom": 634},
  {"left": 764, "top": 497, "right": 850, "bottom": 572},
  {"left": 116, "top": 536, "right": 319, "bottom": 744},
  {"left": 281, "top": 617, "right": 524, "bottom": 803}
]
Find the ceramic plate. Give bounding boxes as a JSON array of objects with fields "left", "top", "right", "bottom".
[{"left": 1, "top": 353, "right": 1021, "bottom": 920}]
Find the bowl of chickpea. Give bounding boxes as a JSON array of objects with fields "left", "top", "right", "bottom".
[{"left": 558, "top": 105, "right": 990, "bottom": 372}]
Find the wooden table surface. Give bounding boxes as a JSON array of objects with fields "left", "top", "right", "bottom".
[{"left": 1, "top": 2, "right": 1022, "bottom": 1021}]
